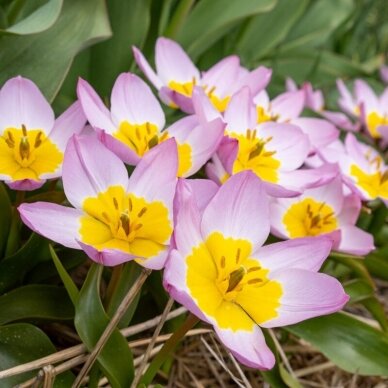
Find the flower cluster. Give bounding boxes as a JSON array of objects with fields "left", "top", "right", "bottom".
[{"left": 9, "top": 37, "right": 383, "bottom": 369}]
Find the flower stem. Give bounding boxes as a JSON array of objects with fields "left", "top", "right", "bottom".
[{"left": 139, "top": 312, "right": 199, "bottom": 386}]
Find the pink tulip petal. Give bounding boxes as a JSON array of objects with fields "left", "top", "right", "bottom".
[
  {"left": 336, "top": 79, "right": 356, "bottom": 116},
  {"left": 271, "top": 90, "right": 305, "bottom": 121},
  {"left": 6, "top": 179, "right": 45, "bottom": 191},
  {"left": 97, "top": 129, "right": 141, "bottom": 165},
  {"left": 49, "top": 101, "right": 87, "bottom": 151},
  {"left": 338, "top": 194, "right": 361, "bottom": 225},
  {"left": 155, "top": 37, "right": 199, "bottom": 84},
  {"left": 337, "top": 225, "right": 375, "bottom": 256},
  {"left": 215, "top": 326, "right": 275, "bottom": 370},
  {"left": 224, "top": 87, "right": 256, "bottom": 135},
  {"left": 77, "top": 78, "right": 116, "bottom": 133},
  {"left": 258, "top": 122, "right": 310, "bottom": 171},
  {"left": 128, "top": 138, "right": 178, "bottom": 206},
  {"left": 240, "top": 66, "right": 272, "bottom": 96},
  {"left": 0, "top": 76, "right": 54, "bottom": 135},
  {"left": 354, "top": 79, "right": 379, "bottom": 112},
  {"left": 201, "top": 171, "right": 270, "bottom": 249},
  {"left": 290, "top": 118, "right": 339, "bottom": 150},
  {"left": 110, "top": 73, "right": 165, "bottom": 130},
  {"left": 261, "top": 268, "right": 349, "bottom": 328},
  {"left": 201, "top": 56, "right": 240, "bottom": 97},
  {"left": 63, "top": 135, "right": 128, "bottom": 209},
  {"left": 216, "top": 136, "right": 239, "bottom": 174},
  {"left": 132, "top": 46, "right": 164, "bottom": 89},
  {"left": 254, "top": 236, "right": 333, "bottom": 273},
  {"left": 19, "top": 202, "right": 82, "bottom": 249}
]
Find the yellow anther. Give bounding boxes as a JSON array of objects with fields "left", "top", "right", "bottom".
[
  {"left": 138, "top": 207, "right": 147, "bottom": 218},
  {"left": 19, "top": 136, "right": 30, "bottom": 160},
  {"left": 227, "top": 267, "right": 246, "bottom": 292},
  {"left": 120, "top": 212, "right": 130, "bottom": 235},
  {"left": 34, "top": 131, "right": 43, "bottom": 148}
]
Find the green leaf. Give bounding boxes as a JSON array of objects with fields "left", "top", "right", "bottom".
[
  {"left": 0, "top": 284, "right": 74, "bottom": 325},
  {"left": 236, "top": 0, "right": 309, "bottom": 63},
  {"left": 50, "top": 245, "right": 79, "bottom": 305},
  {"left": 2, "top": 0, "right": 63, "bottom": 35},
  {"left": 89, "top": 0, "right": 151, "bottom": 97},
  {"left": 0, "top": 233, "right": 51, "bottom": 294},
  {"left": 365, "top": 247, "right": 388, "bottom": 281},
  {"left": 0, "top": 323, "right": 74, "bottom": 387},
  {"left": 344, "top": 278, "right": 374, "bottom": 304},
  {"left": 280, "top": 0, "right": 354, "bottom": 51},
  {"left": 75, "top": 264, "right": 134, "bottom": 387},
  {"left": 0, "top": 0, "right": 111, "bottom": 102},
  {"left": 0, "top": 183, "right": 12, "bottom": 258},
  {"left": 279, "top": 364, "right": 303, "bottom": 388},
  {"left": 285, "top": 312, "right": 388, "bottom": 376},
  {"left": 176, "top": 0, "right": 277, "bottom": 58}
]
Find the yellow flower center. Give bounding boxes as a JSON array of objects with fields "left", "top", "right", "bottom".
[
  {"left": 79, "top": 186, "right": 172, "bottom": 258},
  {"left": 283, "top": 198, "right": 338, "bottom": 238},
  {"left": 350, "top": 164, "right": 388, "bottom": 200},
  {"left": 168, "top": 78, "right": 230, "bottom": 112},
  {"left": 366, "top": 112, "right": 388, "bottom": 139},
  {"left": 113, "top": 122, "right": 191, "bottom": 176},
  {"left": 257, "top": 106, "right": 277, "bottom": 123},
  {"left": 114, "top": 121, "right": 167, "bottom": 157},
  {"left": 186, "top": 232, "right": 282, "bottom": 331},
  {"left": 230, "top": 129, "right": 280, "bottom": 183},
  {"left": 0, "top": 125, "right": 63, "bottom": 181}
]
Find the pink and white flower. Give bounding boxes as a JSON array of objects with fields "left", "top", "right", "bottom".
[
  {"left": 133, "top": 37, "right": 271, "bottom": 113},
  {"left": 77, "top": 74, "right": 225, "bottom": 177},
  {"left": 255, "top": 88, "right": 339, "bottom": 151},
  {"left": 0, "top": 76, "right": 86, "bottom": 190},
  {"left": 270, "top": 177, "right": 375, "bottom": 255},
  {"left": 207, "top": 88, "right": 338, "bottom": 197},
  {"left": 339, "top": 133, "right": 388, "bottom": 205},
  {"left": 164, "top": 172, "right": 348, "bottom": 370},
  {"left": 19, "top": 135, "right": 178, "bottom": 269},
  {"left": 337, "top": 79, "right": 388, "bottom": 139}
]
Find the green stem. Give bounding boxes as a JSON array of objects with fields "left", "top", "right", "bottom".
[
  {"left": 164, "top": 0, "right": 195, "bottom": 39},
  {"left": 105, "top": 264, "right": 123, "bottom": 308},
  {"left": 139, "top": 313, "right": 199, "bottom": 386}
]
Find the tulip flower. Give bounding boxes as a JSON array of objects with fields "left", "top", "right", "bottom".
[
  {"left": 254, "top": 88, "right": 339, "bottom": 151},
  {"left": 207, "top": 88, "right": 338, "bottom": 197},
  {"left": 164, "top": 172, "right": 348, "bottom": 370},
  {"left": 337, "top": 79, "right": 388, "bottom": 139},
  {"left": 339, "top": 134, "right": 388, "bottom": 205},
  {"left": 270, "top": 177, "right": 375, "bottom": 255},
  {"left": 78, "top": 74, "right": 224, "bottom": 177},
  {"left": 133, "top": 37, "right": 271, "bottom": 113},
  {"left": 0, "top": 76, "right": 86, "bottom": 190},
  {"left": 19, "top": 136, "right": 178, "bottom": 269}
]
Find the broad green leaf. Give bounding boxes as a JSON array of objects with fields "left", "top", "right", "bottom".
[
  {"left": 365, "top": 247, "right": 388, "bottom": 281},
  {"left": 176, "top": 0, "right": 276, "bottom": 58},
  {"left": 2, "top": 0, "right": 63, "bottom": 35},
  {"left": 90, "top": 0, "right": 151, "bottom": 97},
  {"left": 237, "top": 0, "right": 309, "bottom": 63},
  {"left": 286, "top": 312, "right": 388, "bottom": 376},
  {"left": 0, "top": 0, "right": 111, "bottom": 101},
  {"left": 279, "top": 364, "right": 303, "bottom": 388},
  {"left": 0, "top": 233, "right": 50, "bottom": 294},
  {"left": 0, "top": 183, "right": 12, "bottom": 258},
  {"left": 362, "top": 298, "right": 388, "bottom": 333},
  {"left": 75, "top": 264, "right": 134, "bottom": 387},
  {"left": 280, "top": 0, "right": 354, "bottom": 51},
  {"left": 50, "top": 245, "right": 79, "bottom": 305},
  {"left": 164, "top": 0, "right": 195, "bottom": 39},
  {"left": 0, "top": 323, "right": 74, "bottom": 387},
  {"left": 0, "top": 285, "right": 74, "bottom": 325}
]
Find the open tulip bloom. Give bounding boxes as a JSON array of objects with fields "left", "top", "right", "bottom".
[
  {"left": 339, "top": 134, "right": 388, "bottom": 205},
  {"left": 207, "top": 88, "right": 338, "bottom": 197},
  {"left": 254, "top": 88, "right": 339, "bottom": 152},
  {"left": 0, "top": 76, "right": 86, "bottom": 190},
  {"left": 77, "top": 73, "right": 224, "bottom": 177},
  {"left": 19, "top": 135, "right": 178, "bottom": 269},
  {"left": 270, "top": 177, "right": 375, "bottom": 255},
  {"left": 164, "top": 172, "right": 349, "bottom": 370},
  {"left": 337, "top": 79, "right": 388, "bottom": 140},
  {"left": 133, "top": 37, "right": 272, "bottom": 113}
]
